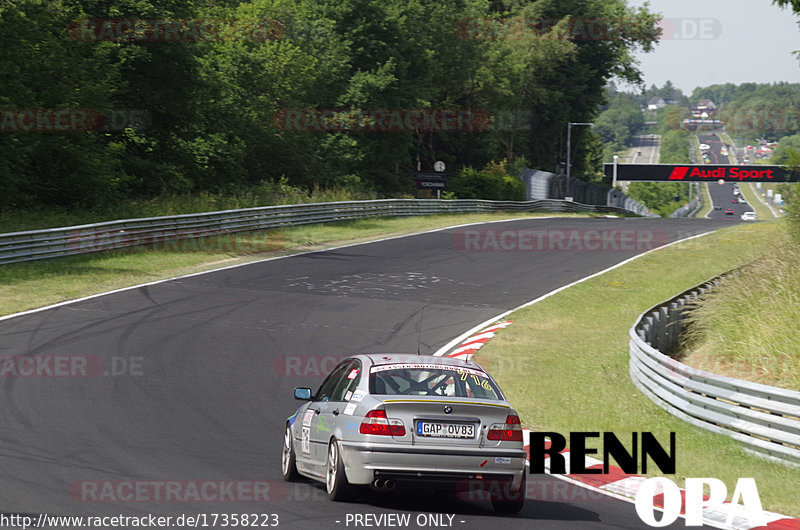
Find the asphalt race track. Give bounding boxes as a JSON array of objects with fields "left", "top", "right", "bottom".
[
  {"left": 699, "top": 132, "right": 756, "bottom": 220},
  {"left": 629, "top": 135, "right": 661, "bottom": 165},
  {"left": 0, "top": 217, "right": 738, "bottom": 529}
]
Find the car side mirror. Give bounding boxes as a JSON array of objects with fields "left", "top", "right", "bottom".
[{"left": 294, "top": 387, "right": 313, "bottom": 401}]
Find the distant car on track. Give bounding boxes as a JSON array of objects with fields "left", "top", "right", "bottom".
[
  {"left": 741, "top": 211, "right": 759, "bottom": 221},
  {"left": 282, "top": 354, "right": 527, "bottom": 513},
  {"left": 725, "top": 209, "right": 735, "bottom": 216}
]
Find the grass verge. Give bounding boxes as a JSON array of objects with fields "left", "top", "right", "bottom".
[
  {"left": 691, "top": 134, "right": 703, "bottom": 163},
  {"left": 719, "top": 132, "right": 737, "bottom": 162},
  {"left": 696, "top": 183, "right": 713, "bottom": 218},
  {"left": 692, "top": 135, "right": 713, "bottom": 218},
  {"left": 473, "top": 219, "right": 799, "bottom": 517},
  {"left": 0, "top": 183, "right": 379, "bottom": 233},
  {"left": 715, "top": 132, "right": 778, "bottom": 219},
  {"left": 681, "top": 235, "right": 800, "bottom": 391},
  {"left": 0, "top": 212, "right": 581, "bottom": 318},
  {"left": 741, "top": 182, "right": 776, "bottom": 219}
]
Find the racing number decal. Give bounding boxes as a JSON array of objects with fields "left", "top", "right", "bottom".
[
  {"left": 301, "top": 409, "right": 314, "bottom": 454},
  {"left": 301, "top": 427, "right": 311, "bottom": 454},
  {"left": 457, "top": 370, "right": 492, "bottom": 390}
]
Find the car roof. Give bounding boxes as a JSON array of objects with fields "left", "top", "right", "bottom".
[{"left": 356, "top": 353, "right": 484, "bottom": 370}]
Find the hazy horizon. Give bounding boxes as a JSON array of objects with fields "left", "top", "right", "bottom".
[{"left": 622, "top": 0, "right": 800, "bottom": 96}]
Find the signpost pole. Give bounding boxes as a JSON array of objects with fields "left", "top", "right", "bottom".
[
  {"left": 567, "top": 122, "right": 594, "bottom": 200},
  {"left": 412, "top": 161, "right": 449, "bottom": 196},
  {"left": 433, "top": 160, "right": 446, "bottom": 200},
  {"left": 566, "top": 124, "right": 571, "bottom": 197}
]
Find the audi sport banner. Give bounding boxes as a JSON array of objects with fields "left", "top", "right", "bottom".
[{"left": 603, "top": 164, "right": 800, "bottom": 182}]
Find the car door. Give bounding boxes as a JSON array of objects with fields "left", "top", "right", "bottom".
[
  {"left": 319, "top": 359, "right": 363, "bottom": 441},
  {"left": 306, "top": 360, "right": 352, "bottom": 469}
]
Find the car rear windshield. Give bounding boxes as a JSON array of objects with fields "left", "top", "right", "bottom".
[{"left": 369, "top": 363, "right": 502, "bottom": 400}]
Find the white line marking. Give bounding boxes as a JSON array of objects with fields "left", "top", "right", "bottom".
[
  {"left": 0, "top": 216, "right": 557, "bottom": 323},
  {"left": 748, "top": 182, "right": 780, "bottom": 218},
  {"left": 434, "top": 230, "right": 717, "bottom": 356}
]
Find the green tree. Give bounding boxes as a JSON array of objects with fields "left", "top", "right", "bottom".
[
  {"left": 771, "top": 133, "right": 800, "bottom": 164},
  {"left": 0, "top": 0, "right": 123, "bottom": 208},
  {"left": 0, "top": 0, "right": 661, "bottom": 210},
  {"left": 773, "top": 0, "right": 800, "bottom": 13},
  {"left": 595, "top": 92, "right": 645, "bottom": 151},
  {"left": 447, "top": 160, "right": 524, "bottom": 200},
  {"left": 626, "top": 181, "right": 691, "bottom": 217}
]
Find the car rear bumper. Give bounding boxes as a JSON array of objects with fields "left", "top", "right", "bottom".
[{"left": 338, "top": 440, "right": 526, "bottom": 489}]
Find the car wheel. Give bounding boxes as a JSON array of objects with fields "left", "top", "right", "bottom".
[
  {"left": 491, "top": 472, "right": 526, "bottom": 514},
  {"left": 326, "top": 438, "right": 353, "bottom": 501},
  {"left": 281, "top": 423, "right": 300, "bottom": 482}
]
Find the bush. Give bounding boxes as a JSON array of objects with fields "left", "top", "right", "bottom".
[
  {"left": 680, "top": 239, "right": 800, "bottom": 390},
  {"left": 775, "top": 147, "right": 800, "bottom": 241},
  {"left": 626, "top": 182, "right": 692, "bottom": 217},
  {"left": 447, "top": 161, "right": 525, "bottom": 201}
]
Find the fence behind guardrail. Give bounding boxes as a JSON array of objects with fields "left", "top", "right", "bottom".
[{"left": 520, "top": 167, "right": 658, "bottom": 218}]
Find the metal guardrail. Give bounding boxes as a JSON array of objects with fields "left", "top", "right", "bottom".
[
  {"left": 629, "top": 277, "right": 800, "bottom": 465},
  {"left": 687, "top": 194, "right": 704, "bottom": 218},
  {"left": 0, "top": 199, "right": 639, "bottom": 265},
  {"left": 668, "top": 184, "right": 703, "bottom": 218},
  {"left": 520, "top": 167, "right": 658, "bottom": 218},
  {"left": 668, "top": 196, "right": 700, "bottom": 218}
]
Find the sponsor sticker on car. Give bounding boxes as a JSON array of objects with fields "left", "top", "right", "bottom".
[{"left": 371, "top": 363, "right": 485, "bottom": 377}]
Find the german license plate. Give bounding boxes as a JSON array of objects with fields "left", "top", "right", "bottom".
[{"left": 416, "top": 421, "right": 475, "bottom": 439}]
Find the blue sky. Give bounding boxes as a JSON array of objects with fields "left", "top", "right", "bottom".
[{"left": 622, "top": 0, "right": 800, "bottom": 95}]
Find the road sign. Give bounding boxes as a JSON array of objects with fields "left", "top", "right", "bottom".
[
  {"left": 603, "top": 164, "right": 800, "bottom": 182},
  {"left": 411, "top": 171, "right": 448, "bottom": 189},
  {"left": 417, "top": 180, "right": 446, "bottom": 189},
  {"left": 434, "top": 160, "right": 446, "bottom": 172}
]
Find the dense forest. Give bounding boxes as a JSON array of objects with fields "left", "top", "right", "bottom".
[
  {"left": 689, "top": 82, "right": 800, "bottom": 145},
  {"left": 596, "top": 78, "right": 800, "bottom": 216},
  {"left": 0, "top": 0, "right": 660, "bottom": 211}
]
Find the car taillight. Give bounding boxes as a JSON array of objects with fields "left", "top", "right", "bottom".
[
  {"left": 359, "top": 409, "right": 406, "bottom": 436},
  {"left": 487, "top": 413, "right": 522, "bottom": 441}
]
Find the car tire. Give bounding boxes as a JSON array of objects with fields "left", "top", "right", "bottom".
[
  {"left": 326, "top": 438, "right": 353, "bottom": 501},
  {"left": 281, "top": 423, "right": 301, "bottom": 482},
  {"left": 491, "top": 471, "right": 526, "bottom": 514}
]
